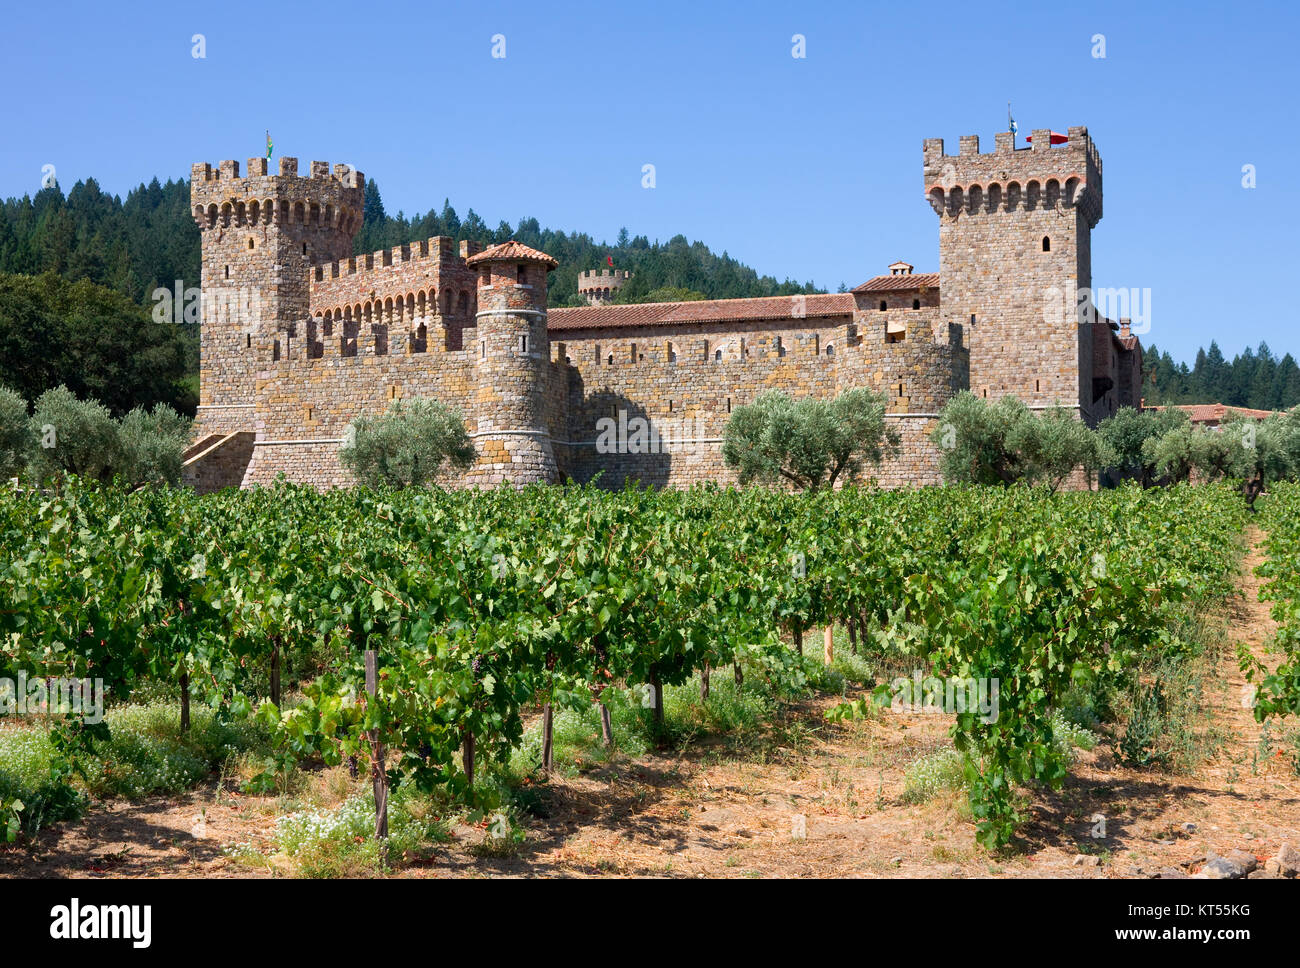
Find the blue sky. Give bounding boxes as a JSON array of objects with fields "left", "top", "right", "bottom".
[{"left": 4, "top": 0, "right": 1296, "bottom": 363}]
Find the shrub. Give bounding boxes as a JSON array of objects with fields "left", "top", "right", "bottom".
[
  {"left": 722, "top": 388, "right": 899, "bottom": 490},
  {"left": 117, "top": 404, "right": 192, "bottom": 487},
  {"left": 0, "top": 385, "right": 30, "bottom": 480},
  {"left": 27, "top": 386, "right": 120, "bottom": 483},
  {"left": 340, "top": 398, "right": 475, "bottom": 489}
]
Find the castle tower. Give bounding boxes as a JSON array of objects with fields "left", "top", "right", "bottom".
[
  {"left": 465, "top": 240, "right": 559, "bottom": 485},
  {"left": 923, "top": 126, "right": 1105, "bottom": 422},
  {"left": 190, "top": 157, "right": 363, "bottom": 434},
  {"left": 577, "top": 268, "right": 631, "bottom": 305}
]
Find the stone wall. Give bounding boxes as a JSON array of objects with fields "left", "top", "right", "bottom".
[
  {"left": 924, "top": 127, "right": 1106, "bottom": 419},
  {"left": 181, "top": 431, "right": 256, "bottom": 493},
  {"left": 190, "top": 157, "right": 362, "bottom": 438}
]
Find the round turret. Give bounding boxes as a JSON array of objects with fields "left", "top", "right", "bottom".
[
  {"left": 466, "top": 240, "right": 559, "bottom": 485},
  {"left": 577, "top": 268, "right": 631, "bottom": 305}
]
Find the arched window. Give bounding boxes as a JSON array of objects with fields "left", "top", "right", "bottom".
[
  {"left": 714, "top": 349, "right": 722, "bottom": 362},
  {"left": 1042, "top": 236, "right": 1051, "bottom": 252},
  {"left": 607, "top": 354, "right": 614, "bottom": 365},
  {"left": 826, "top": 344, "right": 834, "bottom": 357}
]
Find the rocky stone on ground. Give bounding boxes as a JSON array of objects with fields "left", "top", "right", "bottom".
[
  {"left": 1198, "top": 851, "right": 1247, "bottom": 879},
  {"left": 1275, "top": 843, "right": 1300, "bottom": 878}
]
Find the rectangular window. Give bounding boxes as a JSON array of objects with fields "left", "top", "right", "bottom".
[{"left": 520, "top": 335, "right": 528, "bottom": 353}]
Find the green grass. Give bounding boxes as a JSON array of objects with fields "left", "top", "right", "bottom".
[
  {"left": 900, "top": 748, "right": 967, "bottom": 804},
  {"left": 509, "top": 650, "right": 854, "bottom": 779},
  {"left": 0, "top": 698, "right": 272, "bottom": 837},
  {"left": 254, "top": 787, "right": 452, "bottom": 877}
]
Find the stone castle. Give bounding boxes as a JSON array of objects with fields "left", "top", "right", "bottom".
[{"left": 182, "top": 125, "right": 1142, "bottom": 492}]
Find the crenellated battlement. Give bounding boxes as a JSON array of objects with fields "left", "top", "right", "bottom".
[
  {"left": 922, "top": 125, "right": 1102, "bottom": 228},
  {"left": 577, "top": 267, "right": 631, "bottom": 305},
  {"left": 308, "top": 237, "right": 482, "bottom": 333},
  {"left": 312, "top": 236, "right": 469, "bottom": 284},
  {"left": 191, "top": 156, "right": 364, "bottom": 188},
  {"left": 191, "top": 157, "right": 365, "bottom": 233}
]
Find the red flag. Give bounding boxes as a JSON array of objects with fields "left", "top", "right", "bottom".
[{"left": 606, "top": 255, "right": 614, "bottom": 267}]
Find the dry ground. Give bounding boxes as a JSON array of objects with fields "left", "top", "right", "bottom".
[{"left": 2, "top": 529, "right": 1296, "bottom": 879}]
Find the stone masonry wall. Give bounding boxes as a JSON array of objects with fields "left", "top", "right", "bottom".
[
  {"left": 190, "top": 157, "right": 362, "bottom": 439},
  {"left": 924, "top": 127, "right": 1102, "bottom": 419}
]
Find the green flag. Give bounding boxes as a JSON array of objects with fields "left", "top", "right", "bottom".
[{"left": 266, "top": 130, "right": 273, "bottom": 159}]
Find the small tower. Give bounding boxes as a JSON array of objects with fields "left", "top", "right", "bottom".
[
  {"left": 577, "top": 268, "right": 631, "bottom": 305},
  {"left": 190, "top": 157, "right": 362, "bottom": 434},
  {"left": 466, "top": 240, "right": 560, "bottom": 485}
]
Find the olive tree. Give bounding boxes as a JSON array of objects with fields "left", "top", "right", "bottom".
[
  {"left": 1221, "top": 409, "right": 1300, "bottom": 506},
  {"left": 722, "top": 388, "right": 899, "bottom": 491},
  {"left": 1011, "top": 405, "right": 1105, "bottom": 491},
  {"left": 340, "top": 397, "right": 476, "bottom": 489},
  {"left": 933, "top": 392, "right": 1103, "bottom": 490},
  {"left": 118, "top": 404, "right": 193, "bottom": 487},
  {"left": 0, "top": 384, "right": 32, "bottom": 480},
  {"left": 1096, "top": 406, "right": 1189, "bottom": 486},
  {"left": 27, "top": 386, "right": 121, "bottom": 483}
]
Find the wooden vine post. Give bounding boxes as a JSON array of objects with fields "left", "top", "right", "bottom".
[
  {"left": 179, "top": 670, "right": 190, "bottom": 733},
  {"left": 463, "top": 731, "right": 476, "bottom": 791},
  {"left": 364, "top": 650, "right": 389, "bottom": 849},
  {"left": 599, "top": 702, "right": 614, "bottom": 749},
  {"left": 270, "top": 636, "right": 281, "bottom": 707},
  {"left": 541, "top": 702, "right": 554, "bottom": 774},
  {"left": 824, "top": 625, "right": 834, "bottom": 667}
]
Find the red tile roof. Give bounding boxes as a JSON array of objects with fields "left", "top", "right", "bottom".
[
  {"left": 851, "top": 273, "right": 941, "bottom": 293},
  {"left": 1147, "top": 403, "right": 1278, "bottom": 424},
  {"left": 466, "top": 240, "right": 558, "bottom": 269},
  {"left": 548, "top": 293, "right": 855, "bottom": 331}
]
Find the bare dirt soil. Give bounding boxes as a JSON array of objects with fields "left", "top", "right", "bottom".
[{"left": 3, "top": 529, "right": 1296, "bottom": 879}]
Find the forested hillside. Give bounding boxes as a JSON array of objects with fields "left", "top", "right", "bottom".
[
  {"left": 0, "top": 176, "right": 817, "bottom": 311},
  {"left": 1, "top": 174, "right": 1297, "bottom": 410},
  {"left": 1142, "top": 341, "right": 1300, "bottom": 412}
]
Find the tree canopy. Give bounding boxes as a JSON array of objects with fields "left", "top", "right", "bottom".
[
  {"left": 0, "top": 272, "right": 192, "bottom": 416},
  {"left": 722, "top": 388, "right": 899, "bottom": 491},
  {"left": 340, "top": 397, "right": 476, "bottom": 489}
]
